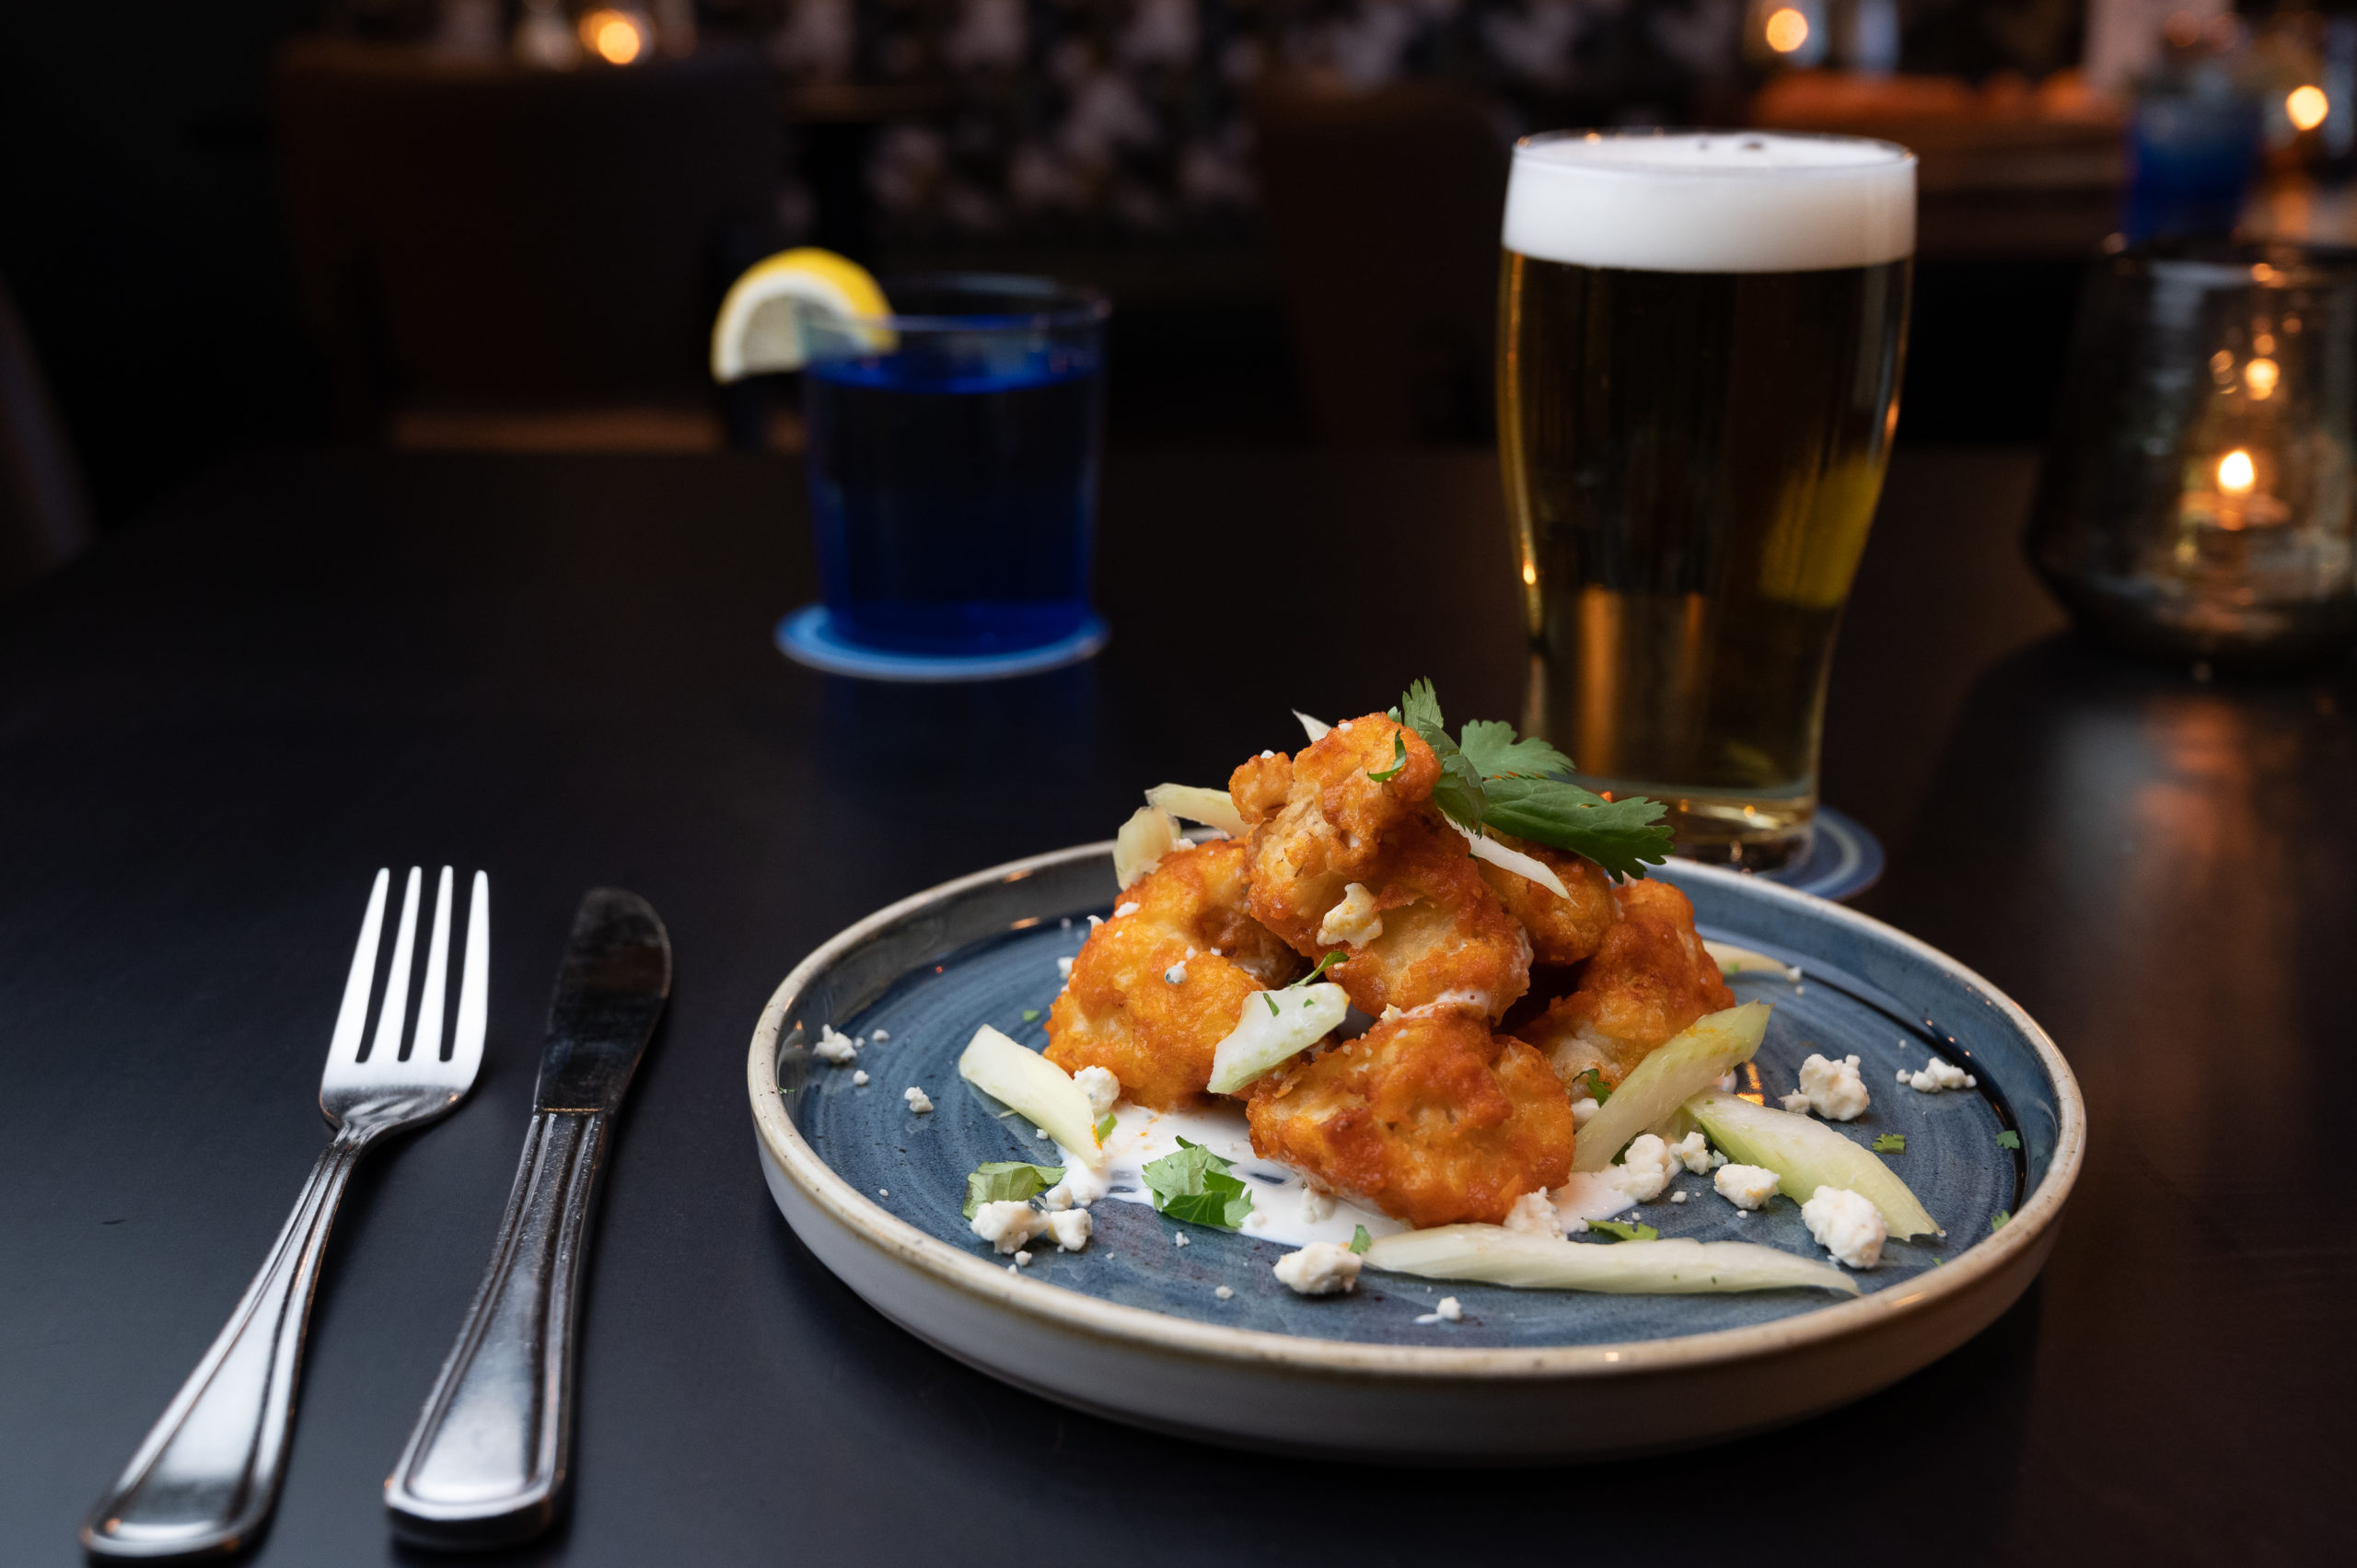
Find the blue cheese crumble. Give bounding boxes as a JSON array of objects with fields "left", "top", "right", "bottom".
[{"left": 1273, "top": 1242, "right": 1362, "bottom": 1295}]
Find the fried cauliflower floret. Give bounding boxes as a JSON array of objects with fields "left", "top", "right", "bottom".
[
  {"left": 1047, "top": 839, "right": 1298, "bottom": 1109},
  {"left": 1475, "top": 832, "right": 1618, "bottom": 966},
  {"left": 1227, "top": 749, "right": 1295, "bottom": 826},
  {"left": 1245, "top": 1005, "right": 1574, "bottom": 1229},
  {"left": 1231, "top": 715, "right": 1435, "bottom": 935},
  {"left": 1328, "top": 814, "right": 1531, "bottom": 1020},
  {"left": 1515, "top": 877, "right": 1735, "bottom": 1093},
  {"left": 1171, "top": 835, "right": 1302, "bottom": 985},
  {"left": 1235, "top": 716, "right": 1529, "bottom": 1021}
]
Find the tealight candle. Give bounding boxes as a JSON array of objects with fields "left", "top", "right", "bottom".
[{"left": 2030, "top": 240, "right": 2357, "bottom": 669}]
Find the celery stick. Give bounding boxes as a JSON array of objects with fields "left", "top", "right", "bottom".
[
  {"left": 958, "top": 1026, "right": 1105, "bottom": 1169},
  {"left": 1112, "top": 807, "right": 1180, "bottom": 889},
  {"left": 1686, "top": 1089, "right": 1938, "bottom": 1237},
  {"left": 1364, "top": 1225, "right": 1857, "bottom": 1295},
  {"left": 1570, "top": 1002, "right": 1771, "bottom": 1172},
  {"left": 1206, "top": 981, "right": 1349, "bottom": 1094},
  {"left": 1702, "top": 939, "right": 1801, "bottom": 981},
  {"left": 1144, "top": 783, "right": 1247, "bottom": 840}
]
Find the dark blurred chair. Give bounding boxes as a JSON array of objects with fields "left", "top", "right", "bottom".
[
  {"left": 1750, "top": 71, "right": 2126, "bottom": 261},
  {"left": 274, "top": 40, "right": 785, "bottom": 451},
  {"left": 0, "top": 273, "right": 94, "bottom": 599},
  {"left": 1249, "top": 80, "right": 1509, "bottom": 447}
]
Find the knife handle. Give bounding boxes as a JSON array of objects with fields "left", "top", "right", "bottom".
[{"left": 384, "top": 1109, "right": 610, "bottom": 1549}]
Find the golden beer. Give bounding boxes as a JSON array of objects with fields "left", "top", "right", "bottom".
[{"left": 1498, "top": 133, "right": 1914, "bottom": 869}]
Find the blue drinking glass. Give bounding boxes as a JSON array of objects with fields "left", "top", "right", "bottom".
[{"left": 799, "top": 275, "right": 1109, "bottom": 658}]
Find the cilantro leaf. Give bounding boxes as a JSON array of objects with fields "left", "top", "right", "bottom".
[
  {"left": 1587, "top": 1218, "right": 1659, "bottom": 1242},
  {"left": 1398, "top": 681, "right": 1489, "bottom": 831},
  {"left": 1399, "top": 679, "right": 1445, "bottom": 737},
  {"left": 1872, "top": 1133, "right": 1906, "bottom": 1153},
  {"left": 1996, "top": 1130, "right": 2022, "bottom": 1150},
  {"left": 1019, "top": 1009, "right": 1040, "bottom": 1023},
  {"left": 1142, "top": 1138, "right": 1255, "bottom": 1230},
  {"left": 1433, "top": 754, "right": 1489, "bottom": 833},
  {"left": 1573, "top": 1067, "right": 1612, "bottom": 1104},
  {"left": 1990, "top": 1210, "right": 2011, "bottom": 1232},
  {"left": 1457, "top": 718, "right": 1575, "bottom": 781},
  {"left": 962, "top": 1161, "right": 1063, "bottom": 1219},
  {"left": 1094, "top": 1111, "right": 1118, "bottom": 1143},
  {"left": 1349, "top": 1225, "right": 1372, "bottom": 1254},
  {"left": 1366, "top": 730, "right": 1409, "bottom": 784},
  {"left": 1480, "top": 775, "right": 1673, "bottom": 881},
  {"left": 1396, "top": 680, "right": 1669, "bottom": 878},
  {"left": 1161, "top": 1188, "right": 1251, "bottom": 1227},
  {"left": 1303, "top": 950, "right": 1346, "bottom": 984}
]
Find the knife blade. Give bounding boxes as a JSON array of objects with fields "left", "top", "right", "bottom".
[
  {"left": 384, "top": 887, "right": 671, "bottom": 1550},
  {"left": 532, "top": 888, "right": 671, "bottom": 1114}
]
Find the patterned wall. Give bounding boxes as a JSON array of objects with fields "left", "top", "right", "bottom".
[
  {"left": 756, "top": 0, "right": 1754, "bottom": 242},
  {"left": 339, "top": 1, "right": 2088, "bottom": 244}
]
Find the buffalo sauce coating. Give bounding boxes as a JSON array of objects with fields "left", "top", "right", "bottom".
[
  {"left": 1046, "top": 838, "right": 1301, "bottom": 1111},
  {"left": 1514, "top": 877, "right": 1736, "bottom": 1094},
  {"left": 1477, "top": 830, "right": 1618, "bottom": 966},
  {"left": 1245, "top": 1004, "right": 1575, "bottom": 1230},
  {"left": 1230, "top": 715, "right": 1530, "bottom": 1023}
]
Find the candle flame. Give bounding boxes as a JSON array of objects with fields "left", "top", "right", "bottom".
[{"left": 2218, "top": 449, "right": 2257, "bottom": 496}]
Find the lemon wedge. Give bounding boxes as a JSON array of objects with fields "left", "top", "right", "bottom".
[{"left": 709, "top": 248, "right": 892, "bottom": 380}]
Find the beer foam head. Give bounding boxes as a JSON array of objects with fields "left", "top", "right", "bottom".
[{"left": 1504, "top": 132, "right": 1915, "bottom": 273}]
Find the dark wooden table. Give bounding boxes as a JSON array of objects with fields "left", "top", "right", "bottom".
[{"left": 2, "top": 447, "right": 2348, "bottom": 1565}]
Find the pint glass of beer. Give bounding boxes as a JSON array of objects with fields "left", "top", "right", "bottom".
[{"left": 1499, "top": 133, "right": 1914, "bottom": 870}]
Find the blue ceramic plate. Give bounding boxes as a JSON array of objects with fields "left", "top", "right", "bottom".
[{"left": 748, "top": 847, "right": 2084, "bottom": 1460}]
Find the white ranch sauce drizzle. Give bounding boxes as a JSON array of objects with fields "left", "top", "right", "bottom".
[
  {"left": 1551, "top": 1170, "right": 1642, "bottom": 1227},
  {"left": 1099, "top": 1101, "right": 1399, "bottom": 1249},
  {"left": 1097, "top": 1101, "right": 1637, "bottom": 1248}
]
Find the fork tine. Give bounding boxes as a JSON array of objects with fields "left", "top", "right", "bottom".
[
  {"left": 330, "top": 869, "right": 391, "bottom": 1063},
  {"left": 409, "top": 867, "right": 455, "bottom": 1063},
  {"left": 450, "top": 871, "right": 490, "bottom": 1084},
  {"left": 368, "top": 867, "right": 424, "bottom": 1064}
]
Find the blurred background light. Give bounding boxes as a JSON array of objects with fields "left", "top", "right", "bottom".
[
  {"left": 1765, "top": 8, "right": 1811, "bottom": 57},
  {"left": 580, "top": 9, "right": 647, "bottom": 67},
  {"left": 2287, "top": 84, "right": 2329, "bottom": 134}
]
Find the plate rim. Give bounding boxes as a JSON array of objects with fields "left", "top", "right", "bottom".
[{"left": 747, "top": 842, "right": 2085, "bottom": 1383}]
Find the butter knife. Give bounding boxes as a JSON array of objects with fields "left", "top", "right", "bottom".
[{"left": 383, "top": 888, "right": 670, "bottom": 1549}]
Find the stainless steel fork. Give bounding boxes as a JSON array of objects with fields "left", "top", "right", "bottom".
[{"left": 81, "top": 866, "right": 490, "bottom": 1560}]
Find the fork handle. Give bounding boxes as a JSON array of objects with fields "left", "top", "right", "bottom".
[
  {"left": 383, "top": 1109, "right": 610, "bottom": 1549},
  {"left": 82, "top": 1125, "right": 377, "bottom": 1559}
]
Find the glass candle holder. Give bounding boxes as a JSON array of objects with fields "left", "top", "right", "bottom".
[{"left": 2027, "top": 239, "right": 2357, "bottom": 670}]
